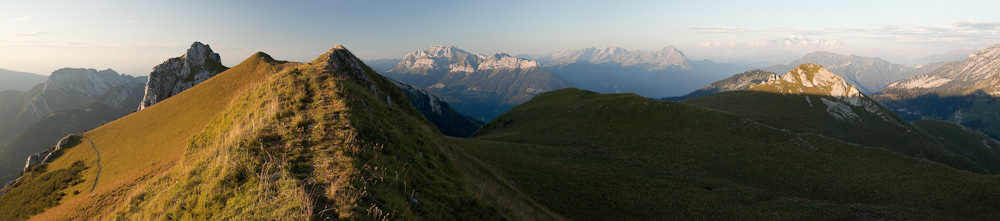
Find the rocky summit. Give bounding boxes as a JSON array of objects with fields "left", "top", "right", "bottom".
[
  {"left": 752, "top": 63, "right": 883, "bottom": 121},
  {"left": 24, "top": 68, "right": 141, "bottom": 120},
  {"left": 138, "top": 42, "right": 228, "bottom": 110}
]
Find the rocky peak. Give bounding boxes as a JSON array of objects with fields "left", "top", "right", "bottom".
[
  {"left": 776, "top": 63, "right": 862, "bottom": 98},
  {"left": 321, "top": 45, "right": 377, "bottom": 93},
  {"left": 21, "top": 68, "right": 141, "bottom": 120},
  {"left": 44, "top": 68, "right": 137, "bottom": 97},
  {"left": 138, "top": 41, "right": 227, "bottom": 110},
  {"left": 755, "top": 63, "right": 883, "bottom": 121},
  {"left": 389, "top": 45, "right": 485, "bottom": 74},
  {"left": 478, "top": 53, "right": 539, "bottom": 70}
]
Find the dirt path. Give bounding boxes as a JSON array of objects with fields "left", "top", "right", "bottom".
[{"left": 79, "top": 135, "right": 101, "bottom": 193}]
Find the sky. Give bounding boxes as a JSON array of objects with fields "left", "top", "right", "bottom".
[{"left": 1, "top": 0, "right": 999, "bottom": 75}]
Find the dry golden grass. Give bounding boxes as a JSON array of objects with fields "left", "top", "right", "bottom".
[{"left": 28, "top": 52, "right": 288, "bottom": 220}]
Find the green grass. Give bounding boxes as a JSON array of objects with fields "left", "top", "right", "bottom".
[
  {"left": 682, "top": 90, "right": 987, "bottom": 174},
  {"left": 0, "top": 160, "right": 88, "bottom": 220},
  {"left": 17, "top": 46, "right": 506, "bottom": 220},
  {"left": 20, "top": 52, "right": 287, "bottom": 220},
  {"left": 464, "top": 88, "right": 1000, "bottom": 220},
  {"left": 914, "top": 120, "right": 1000, "bottom": 173}
]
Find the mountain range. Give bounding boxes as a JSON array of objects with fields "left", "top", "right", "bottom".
[
  {"left": 383, "top": 45, "right": 572, "bottom": 121},
  {"left": 0, "top": 68, "right": 144, "bottom": 184},
  {"left": 535, "top": 46, "right": 748, "bottom": 98},
  {"left": 762, "top": 51, "right": 941, "bottom": 94},
  {"left": 877, "top": 42, "right": 1000, "bottom": 139},
  {"left": 0, "top": 69, "right": 47, "bottom": 92},
  {"left": 0, "top": 42, "right": 229, "bottom": 186},
  {"left": 2, "top": 42, "right": 1000, "bottom": 220}
]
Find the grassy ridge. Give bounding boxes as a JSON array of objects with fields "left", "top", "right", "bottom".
[
  {"left": 27, "top": 52, "right": 287, "bottom": 220},
  {"left": 914, "top": 120, "right": 1000, "bottom": 173},
  {"left": 683, "top": 90, "right": 987, "bottom": 173},
  {"left": 21, "top": 47, "right": 507, "bottom": 220},
  {"left": 467, "top": 88, "right": 1000, "bottom": 220}
]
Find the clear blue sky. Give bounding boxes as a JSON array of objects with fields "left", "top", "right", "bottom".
[{"left": 1, "top": 0, "right": 998, "bottom": 75}]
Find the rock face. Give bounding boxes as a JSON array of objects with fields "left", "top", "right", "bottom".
[
  {"left": 753, "top": 63, "right": 883, "bottom": 121},
  {"left": 23, "top": 68, "right": 142, "bottom": 121},
  {"left": 139, "top": 42, "right": 228, "bottom": 110},
  {"left": 99, "top": 76, "right": 148, "bottom": 109}
]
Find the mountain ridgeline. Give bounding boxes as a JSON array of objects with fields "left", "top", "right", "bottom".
[
  {"left": 467, "top": 87, "right": 1000, "bottom": 219},
  {"left": 383, "top": 45, "right": 573, "bottom": 121},
  {"left": 876, "top": 42, "right": 1000, "bottom": 139},
  {"left": 763, "top": 51, "right": 941, "bottom": 94},
  {"left": 0, "top": 68, "right": 145, "bottom": 184},
  {"left": 0, "top": 45, "right": 524, "bottom": 220},
  {"left": 0, "top": 69, "right": 47, "bottom": 92},
  {"left": 664, "top": 69, "right": 778, "bottom": 101},
  {"left": 3, "top": 43, "right": 1000, "bottom": 220},
  {"left": 685, "top": 63, "right": 998, "bottom": 173},
  {"left": 537, "top": 46, "right": 748, "bottom": 98}
]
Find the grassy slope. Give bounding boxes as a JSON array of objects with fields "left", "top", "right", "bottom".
[
  {"left": 22, "top": 52, "right": 287, "bottom": 220},
  {"left": 19, "top": 47, "right": 518, "bottom": 220},
  {"left": 914, "top": 120, "right": 1000, "bottom": 173},
  {"left": 466, "top": 88, "right": 1000, "bottom": 220},
  {"left": 682, "top": 90, "right": 987, "bottom": 174}
]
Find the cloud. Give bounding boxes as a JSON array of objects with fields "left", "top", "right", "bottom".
[
  {"left": 11, "top": 17, "right": 39, "bottom": 21},
  {"left": 953, "top": 21, "right": 1000, "bottom": 30},
  {"left": 124, "top": 20, "right": 137, "bottom": 23},
  {"left": 690, "top": 20, "right": 1000, "bottom": 46},
  {"left": 691, "top": 26, "right": 746, "bottom": 34},
  {"left": 13, "top": 31, "right": 53, "bottom": 37}
]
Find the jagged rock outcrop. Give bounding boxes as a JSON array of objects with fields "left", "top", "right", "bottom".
[
  {"left": 138, "top": 42, "right": 228, "bottom": 110},
  {"left": 763, "top": 51, "right": 940, "bottom": 94},
  {"left": 753, "top": 63, "right": 883, "bottom": 121}
]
